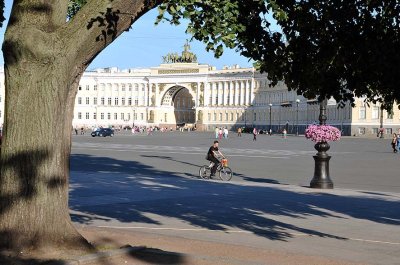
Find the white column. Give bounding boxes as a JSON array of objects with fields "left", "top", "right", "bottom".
[
  {"left": 235, "top": 81, "right": 239, "bottom": 106},
  {"left": 246, "top": 80, "right": 251, "bottom": 105},
  {"left": 218, "top": 82, "right": 223, "bottom": 105},
  {"left": 224, "top": 82, "right": 228, "bottom": 106},
  {"left": 211, "top": 82, "right": 216, "bottom": 106},
  {"left": 243, "top": 81, "right": 247, "bottom": 106},
  {"left": 155, "top": 83, "right": 159, "bottom": 106},
  {"left": 204, "top": 82, "right": 209, "bottom": 106},
  {"left": 240, "top": 81, "right": 244, "bottom": 106},
  {"left": 250, "top": 80, "right": 255, "bottom": 104},
  {"left": 229, "top": 81, "right": 233, "bottom": 105},
  {"left": 196, "top": 82, "right": 200, "bottom": 107}
]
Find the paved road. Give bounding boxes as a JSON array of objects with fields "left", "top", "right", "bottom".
[
  {"left": 71, "top": 131, "right": 400, "bottom": 193},
  {"left": 69, "top": 131, "right": 400, "bottom": 265}
]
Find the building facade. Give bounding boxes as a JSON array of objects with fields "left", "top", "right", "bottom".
[{"left": 0, "top": 61, "right": 399, "bottom": 136}]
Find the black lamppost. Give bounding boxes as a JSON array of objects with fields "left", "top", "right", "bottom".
[
  {"left": 310, "top": 99, "right": 334, "bottom": 189},
  {"left": 296, "top": 99, "right": 300, "bottom": 136},
  {"left": 269, "top": 103, "right": 272, "bottom": 133},
  {"left": 379, "top": 105, "right": 384, "bottom": 138}
]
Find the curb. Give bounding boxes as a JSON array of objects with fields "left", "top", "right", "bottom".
[{"left": 64, "top": 245, "right": 146, "bottom": 265}]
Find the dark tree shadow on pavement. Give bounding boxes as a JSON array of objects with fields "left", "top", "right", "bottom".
[{"left": 69, "top": 154, "right": 400, "bottom": 243}]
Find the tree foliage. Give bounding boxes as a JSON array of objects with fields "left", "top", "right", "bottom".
[{"left": 157, "top": 0, "right": 400, "bottom": 108}]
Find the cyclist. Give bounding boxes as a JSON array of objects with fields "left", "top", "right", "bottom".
[{"left": 206, "top": 140, "right": 225, "bottom": 177}]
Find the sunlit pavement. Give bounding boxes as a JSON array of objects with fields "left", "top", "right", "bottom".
[{"left": 69, "top": 131, "right": 400, "bottom": 265}]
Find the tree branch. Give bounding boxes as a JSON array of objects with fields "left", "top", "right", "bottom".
[{"left": 60, "top": 0, "right": 162, "bottom": 74}]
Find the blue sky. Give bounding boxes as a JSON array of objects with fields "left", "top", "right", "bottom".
[{"left": 0, "top": 1, "right": 254, "bottom": 70}]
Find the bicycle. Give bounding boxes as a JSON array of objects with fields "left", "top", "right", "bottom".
[{"left": 199, "top": 158, "right": 233, "bottom": 181}]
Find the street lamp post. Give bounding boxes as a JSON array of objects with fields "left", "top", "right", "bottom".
[
  {"left": 379, "top": 105, "right": 384, "bottom": 138},
  {"left": 296, "top": 99, "right": 300, "bottom": 136},
  {"left": 269, "top": 103, "right": 272, "bottom": 133},
  {"left": 310, "top": 99, "right": 334, "bottom": 189}
]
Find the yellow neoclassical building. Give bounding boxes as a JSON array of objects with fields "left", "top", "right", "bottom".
[{"left": 0, "top": 47, "right": 399, "bottom": 136}]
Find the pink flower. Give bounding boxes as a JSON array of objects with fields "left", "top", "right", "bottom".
[{"left": 305, "top": 125, "right": 341, "bottom": 143}]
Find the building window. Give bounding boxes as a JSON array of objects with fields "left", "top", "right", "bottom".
[
  {"left": 386, "top": 128, "right": 392, "bottom": 134},
  {"left": 101, "top": 97, "right": 105, "bottom": 105},
  {"left": 100, "top": 113, "right": 104, "bottom": 120},
  {"left": 107, "top": 113, "right": 111, "bottom": 120},
  {"left": 86, "top": 97, "right": 90, "bottom": 105},
  {"left": 100, "top": 84, "right": 105, "bottom": 91},
  {"left": 135, "top": 84, "right": 139, "bottom": 91},
  {"left": 93, "top": 97, "right": 97, "bottom": 105},
  {"left": 128, "top": 113, "right": 131, "bottom": 120},
  {"left": 209, "top": 96, "right": 212, "bottom": 105},
  {"left": 78, "top": 112, "right": 82, "bottom": 119},
  {"left": 85, "top": 112, "right": 89, "bottom": 119},
  {"left": 114, "top": 113, "right": 118, "bottom": 120},
  {"left": 108, "top": 97, "right": 112, "bottom": 105},
  {"left": 121, "top": 98, "right": 125, "bottom": 105},
  {"left": 121, "top": 113, "right": 125, "bottom": 120},
  {"left": 114, "top": 84, "right": 118, "bottom": 92},
  {"left": 358, "top": 127, "right": 365, "bottom": 135},
  {"left": 372, "top": 106, "right": 379, "bottom": 119},
  {"left": 387, "top": 110, "right": 394, "bottom": 119},
  {"left": 114, "top": 98, "right": 119, "bottom": 105},
  {"left": 78, "top": 97, "right": 82, "bottom": 104},
  {"left": 129, "top": 84, "right": 132, "bottom": 91},
  {"left": 213, "top": 113, "right": 216, "bottom": 121},
  {"left": 225, "top": 113, "right": 228, "bottom": 121},
  {"left": 236, "top": 113, "right": 239, "bottom": 121},
  {"left": 254, "top": 113, "right": 257, "bottom": 121},
  {"left": 135, "top": 97, "right": 139, "bottom": 106},
  {"left": 93, "top": 113, "right": 97, "bottom": 120},
  {"left": 140, "top": 113, "right": 144, "bottom": 120},
  {"left": 78, "top": 86, "right": 82, "bottom": 91},
  {"left": 94, "top": 85, "right": 97, "bottom": 91},
  {"left": 359, "top": 104, "right": 366, "bottom": 119},
  {"left": 128, "top": 97, "right": 132, "bottom": 105},
  {"left": 134, "top": 113, "right": 137, "bottom": 120},
  {"left": 122, "top": 84, "right": 126, "bottom": 91},
  {"left": 164, "top": 113, "right": 168, "bottom": 122},
  {"left": 219, "top": 113, "right": 222, "bottom": 121},
  {"left": 86, "top": 85, "right": 90, "bottom": 91},
  {"left": 215, "top": 96, "right": 219, "bottom": 105},
  {"left": 208, "top": 113, "right": 211, "bottom": 121}
]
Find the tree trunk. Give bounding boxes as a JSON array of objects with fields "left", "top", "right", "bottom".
[
  {"left": 0, "top": 0, "right": 157, "bottom": 256},
  {"left": 0, "top": 42, "right": 91, "bottom": 253}
]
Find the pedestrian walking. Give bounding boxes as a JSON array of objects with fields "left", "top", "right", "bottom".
[
  {"left": 237, "top": 127, "right": 242, "bottom": 137},
  {"left": 253, "top": 127, "right": 257, "bottom": 141},
  {"left": 283, "top": 129, "right": 287, "bottom": 139},
  {"left": 218, "top": 128, "right": 223, "bottom": 139},
  {"left": 397, "top": 134, "right": 400, "bottom": 153},
  {"left": 223, "top": 128, "right": 229, "bottom": 138},
  {"left": 215, "top": 127, "right": 219, "bottom": 139},
  {"left": 391, "top": 133, "right": 398, "bottom": 153}
]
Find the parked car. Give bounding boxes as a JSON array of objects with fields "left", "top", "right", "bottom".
[{"left": 91, "top": 128, "right": 114, "bottom": 137}]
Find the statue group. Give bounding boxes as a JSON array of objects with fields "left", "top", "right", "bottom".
[{"left": 162, "top": 41, "right": 198, "bottom": 64}]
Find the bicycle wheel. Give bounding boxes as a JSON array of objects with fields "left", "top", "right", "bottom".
[
  {"left": 199, "top": 166, "right": 210, "bottom": 179},
  {"left": 219, "top": 167, "right": 233, "bottom": 181}
]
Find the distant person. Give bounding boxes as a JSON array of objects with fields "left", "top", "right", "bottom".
[
  {"left": 237, "top": 127, "right": 242, "bottom": 137},
  {"left": 215, "top": 127, "right": 219, "bottom": 139},
  {"left": 282, "top": 129, "right": 287, "bottom": 139},
  {"left": 218, "top": 128, "right": 223, "bottom": 139},
  {"left": 223, "top": 128, "right": 229, "bottom": 138},
  {"left": 391, "top": 133, "right": 398, "bottom": 153},
  {"left": 269, "top": 128, "right": 272, "bottom": 136},
  {"left": 252, "top": 127, "right": 257, "bottom": 141},
  {"left": 397, "top": 134, "right": 400, "bottom": 153}
]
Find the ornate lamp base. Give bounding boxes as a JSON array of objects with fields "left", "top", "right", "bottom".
[{"left": 310, "top": 142, "right": 334, "bottom": 189}]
